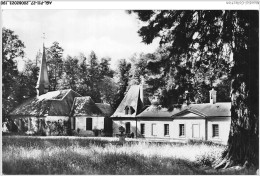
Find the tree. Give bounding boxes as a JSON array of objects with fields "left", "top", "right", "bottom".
[
  {"left": 113, "top": 59, "right": 132, "bottom": 109},
  {"left": 57, "top": 55, "right": 79, "bottom": 90},
  {"left": 100, "top": 57, "right": 114, "bottom": 78},
  {"left": 98, "top": 76, "right": 118, "bottom": 109},
  {"left": 46, "top": 41, "right": 64, "bottom": 91},
  {"left": 16, "top": 59, "right": 39, "bottom": 101},
  {"left": 131, "top": 10, "right": 259, "bottom": 168},
  {"left": 2, "top": 28, "right": 25, "bottom": 119},
  {"left": 87, "top": 51, "right": 102, "bottom": 102}
]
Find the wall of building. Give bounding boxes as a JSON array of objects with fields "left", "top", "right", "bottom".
[
  {"left": 207, "top": 117, "right": 231, "bottom": 144},
  {"left": 172, "top": 118, "right": 206, "bottom": 140},
  {"left": 75, "top": 116, "right": 105, "bottom": 136},
  {"left": 137, "top": 119, "right": 173, "bottom": 139}
]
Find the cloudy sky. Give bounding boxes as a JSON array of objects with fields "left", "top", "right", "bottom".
[{"left": 2, "top": 10, "right": 159, "bottom": 70}]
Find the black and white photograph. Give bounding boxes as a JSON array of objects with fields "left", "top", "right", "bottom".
[{"left": 1, "top": 1, "right": 259, "bottom": 175}]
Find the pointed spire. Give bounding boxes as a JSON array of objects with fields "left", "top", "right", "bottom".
[{"left": 36, "top": 44, "right": 50, "bottom": 96}]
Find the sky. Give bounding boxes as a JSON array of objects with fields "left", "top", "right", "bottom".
[{"left": 2, "top": 10, "right": 159, "bottom": 71}]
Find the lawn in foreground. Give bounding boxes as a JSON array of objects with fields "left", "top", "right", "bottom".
[{"left": 2, "top": 136, "right": 255, "bottom": 175}]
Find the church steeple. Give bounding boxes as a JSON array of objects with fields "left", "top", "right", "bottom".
[{"left": 36, "top": 44, "right": 49, "bottom": 96}]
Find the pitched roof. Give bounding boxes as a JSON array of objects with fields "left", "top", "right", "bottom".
[
  {"left": 71, "top": 97, "right": 102, "bottom": 116},
  {"left": 137, "top": 102, "right": 231, "bottom": 118},
  {"left": 95, "top": 103, "right": 113, "bottom": 116},
  {"left": 137, "top": 105, "right": 175, "bottom": 118},
  {"left": 111, "top": 85, "right": 143, "bottom": 117},
  {"left": 9, "top": 89, "right": 81, "bottom": 117},
  {"left": 179, "top": 102, "right": 231, "bottom": 117},
  {"left": 71, "top": 97, "right": 112, "bottom": 117}
]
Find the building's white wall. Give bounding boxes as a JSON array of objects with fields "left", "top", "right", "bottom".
[
  {"left": 111, "top": 116, "right": 231, "bottom": 143},
  {"left": 182, "top": 113, "right": 200, "bottom": 117},
  {"left": 207, "top": 117, "right": 231, "bottom": 144},
  {"left": 75, "top": 116, "right": 105, "bottom": 136},
  {"left": 172, "top": 119, "right": 206, "bottom": 140},
  {"left": 46, "top": 116, "right": 69, "bottom": 122}
]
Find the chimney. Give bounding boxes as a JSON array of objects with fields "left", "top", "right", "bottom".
[
  {"left": 209, "top": 88, "right": 217, "bottom": 104},
  {"left": 140, "top": 76, "right": 146, "bottom": 104},
  {"left": 184, "top": 90, "right": 191, "bottom": 105},
  {"left": 36, "top": 44, "right": 50, "bottom": 96}
]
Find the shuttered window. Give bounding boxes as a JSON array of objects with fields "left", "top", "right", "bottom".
[
  {"left": 140, "top": 124, "right": 145, "bottom": 135},
  {"left": 125, "top": 122, "right": 130, "bottom": 134},
  {"left": 151, "top": 124, "right": 156, "bottom": 136},
  {"left": 71, "top": 117, "right": 75, "bottom": 130},
  {"left": 179, "top": 124, "right": 185, "bottom": 136},
  {"left": 86, "top": 118, "right": 92, "bottom": 130},
  {"left": 164, "top": 124, "right": 169, "bottom": 136},
  {"left": 212, "top": 124, "right": 219, "bottom": 137}
]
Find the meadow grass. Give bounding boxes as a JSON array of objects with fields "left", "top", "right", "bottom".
[{"left": 2, "top": 136, "right": 256, "bottom": 175}]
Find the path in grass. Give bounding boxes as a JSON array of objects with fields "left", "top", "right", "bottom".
[{"left": 2, "top": 136, "right": 254, "bottom": 175}]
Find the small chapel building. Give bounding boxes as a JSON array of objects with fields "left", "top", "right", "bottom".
[{"left": 9, "top": 44, "right": 112, "bottom": 136}]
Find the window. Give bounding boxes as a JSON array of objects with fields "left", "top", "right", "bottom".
[
  {"left": 140, "top": 124, "right": 145, "bottom": 135},
  {"left": 86, "top": 118, "right": 92, "bottom": 130},
  {"left": 125, "top": 122, "right": 130, "bottom": 134},
  {"left": 125, "top": 106, "right": 129, "bottom": 115},
  {"left": 212, "top": 124, "right": 219, "bottom": 137},
  {"left": 179, "top": 124, "right": 185, "bottom": 136},
  {"left": 71, "top": 117, "right": 75, "bottom": 130},
  {"left": 151, "top": 124, "right": 156, "bottom": 136},
  {"left": 164, "top": 124, "right": 169, "bottom": 136}
]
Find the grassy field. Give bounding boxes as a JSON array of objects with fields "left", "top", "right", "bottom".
[{"left": 2, "top": 136, "right": 256, "bottom": 175}]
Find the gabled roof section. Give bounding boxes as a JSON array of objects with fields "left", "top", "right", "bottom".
[
  {"left": 111, "top": 85, "right": 142, "bottom": 117},
  {"left": 137, "top": 102, "right": 231, "bottom": 118},
  {"left": 95, "top": 103, "right": 113, "bottom": 116},
  {"left": 71, "top": 96, "right": 103, "bottom": 116},
  {"left": 186, "top": 102, "right": 231, "bottom": 117},
  {"left": 172, "top": 108, "right": 207, "bottom": 117},
  {"left": 137, "top": 105, "right": 175, "bottom": 118},
  {"left": 9, "top": 89, "right": 78, "bottom": 117}
]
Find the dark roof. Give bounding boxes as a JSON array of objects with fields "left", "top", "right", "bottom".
[
  {"left": 179, "top": 102, "right": 231, "bottom": 117},
  {"left": 95, "top": 103, "right": 113, "bottom": 116},
  {"left": 71, "top": 97, "right": 112, "bottom": 117},
  {"left": 137, "top": 105, "right": 174, "bottom": 118},
  {"left": 71, "top": 97, "right": 102, "bottom": 116},
  {"left": 137, "top": 102, "right": 231, "bottom": 118},
  {"left": 9, "top": 89, "right": 81, "bottom": 117},
  {"left": 111, "top": 85, "right": 142, "bottom": 117}
]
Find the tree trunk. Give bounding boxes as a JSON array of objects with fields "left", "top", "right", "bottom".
[{"left": 215, "top": 11, "right": 259, "bottom": 169}]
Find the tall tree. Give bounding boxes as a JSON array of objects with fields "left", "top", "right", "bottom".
[
  {"left": 113, "top": 59, "right": 132, "bottom": 109},
  {"left": 87, "top": 51, "right": 102, "bottom": 102},
  {"left": 46, "top": 41, "right": 64, "bottom": 91},
  {"left": 16, "top": 59, "right": 39, "bottom": 101},
  {"left": 2, "top": 28, "right": 25, "bottom": 119},
  {"left": 57, "top": 55, "right": 79, "bottom": 90},
  {"left": 131, "top": 10, "right": 259, "bottom": 168}
]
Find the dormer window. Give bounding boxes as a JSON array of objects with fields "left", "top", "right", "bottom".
[{"left": 125, "top": 106, "right": 135, "bottom": 115}]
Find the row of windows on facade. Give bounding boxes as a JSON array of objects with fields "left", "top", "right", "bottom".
[
  {"left": 72, "top": 118, "right": 219, "bottom": 138},
  {"left": 138, "top": 123, "right": 219, "bottom": 137}
]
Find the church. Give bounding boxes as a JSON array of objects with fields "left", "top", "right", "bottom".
[{"left": 9, "top": 44, "right": 113, "bottom": 136}]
